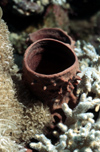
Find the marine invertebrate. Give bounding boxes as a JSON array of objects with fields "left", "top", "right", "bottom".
[
  {"left": 0, "top": 135, "right": 26, "bottom": 152},
  {"left": 0, "top": 72, "right": 27, "bottom": 152},
  {"left": 23, "top": 36, "right": 80, "bottom": 128},
  {"left": 74, "top": 40, "right": 100, "bottom": 111},
  {"left": 29, "top": 94, "right": 100, "bottom": 152},
  {"left": 43, "top": 4, "right": 70, "bottom": 32},
  {"left": 27, "top": 28, "right": 75, "bottom": 49},
  {"left": 0, "top": 7, "right": 3, "bottom": 19},
  {"left": 0, "top": 8, "right": 14, "bottom": 73},
  {"left": 0, "top": 7, "right": 52, "bottom": 151},
  {"left": 77, "top": 67, "right": 100, "bottom": 97},
  {"left": 0, "top": 7, "right": 26, "bottom": 152},
  {"left": 52, "top": 5, "right": 69, "bottom": 31},
  {"left": 75, "top": 41, "right": 98, "bottom": 62},
  {"left": 74, "top": 40, "right": 100, "bottom": 71}
]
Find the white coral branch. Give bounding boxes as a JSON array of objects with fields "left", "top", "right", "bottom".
[
  {"left": 77, "top": 67, "right": 100, "bottom": 97},
  {"left": 82, "top": 42, "right": 98, "bottom": 62},
  {"left": 29, "top": 98, "right": 100, "bottom": 152}
]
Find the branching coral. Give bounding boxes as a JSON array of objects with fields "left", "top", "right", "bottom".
[
  {"left": 75, "top": 41, "right": 98, "bottom": 61},
  {"left": 74, "top": 40, "right": 100, "bottom": 71},
  {"left": 75, "top": 40, "right": 100, "bottom": 110},
  {"left": 77, "top": 67, "right": 100, "bottom": 97},
  {"left": 29, "top": 95, "right": 100, "bottom": 151}
]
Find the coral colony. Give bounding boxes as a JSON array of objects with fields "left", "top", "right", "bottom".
[
  {"left": 0, "top": 7, "right": 25, "bottom": 151},
  {"left": 0, "top": 8, "right": 51, "bottom": 152},
  {"left": 1, "top": 6, "right": 100, "bottom": 152}
]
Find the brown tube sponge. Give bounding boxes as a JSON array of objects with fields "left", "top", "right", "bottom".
[
  {"left": 23, "top": 38, "right": 81, "bottom": 128},
  {"left": 26, "top": 28, "right": 75, "bottom": 49}
]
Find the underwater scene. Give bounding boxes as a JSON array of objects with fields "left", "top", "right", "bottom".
[{"left": 0, "top": 0, "right": 100, "bottom": 151}]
